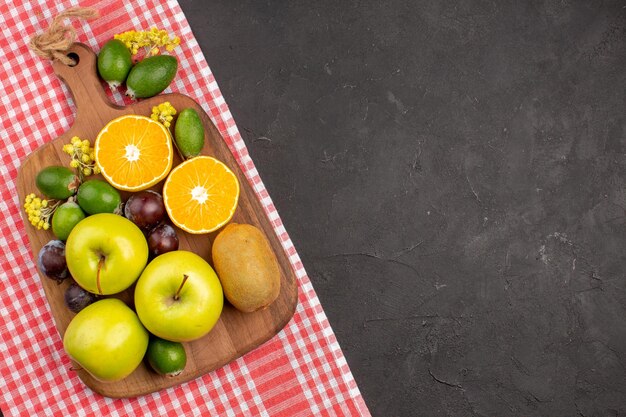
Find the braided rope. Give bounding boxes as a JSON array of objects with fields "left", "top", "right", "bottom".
[{"left": 28, "top": 7, "right": 98, "bottom": 65}]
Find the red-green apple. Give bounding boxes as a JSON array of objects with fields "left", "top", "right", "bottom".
[
  {"left": 134, "top": 250, "right": 223, "bottom": 342},
  {"left": 65, "top": 213, "right": 148, "bottom": 295},
  {"left": 63, "top": 298, "right": 149, "bottom": 382}
]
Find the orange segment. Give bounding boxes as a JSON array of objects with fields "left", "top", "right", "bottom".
[
  {"left": 95, "top": 115, "right": 173, "bottom": 191},
  {"left": 163, "top": 156, "right": 240, "bottom": 234}
]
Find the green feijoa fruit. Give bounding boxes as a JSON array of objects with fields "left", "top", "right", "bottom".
[
  {"left": 35, "top": 166, "right": 79, "bottom": 200},
  {"left": 146, "top": 336, "right": 186, "bottom": 377},
  {"left": 174, "top": 108, "right": 205, "bottom": 158},
  {"left": 126, "top": 55, "right": 178, "bottom": 99},
  {"left": 76, "top": 179, "right": 122, "bottom": 215},
  {"left": 97, "top": 39, "right": 133, "bottom": 89},
  {"left": 52, "top": 201, "right": 85, "bottom": 241}
]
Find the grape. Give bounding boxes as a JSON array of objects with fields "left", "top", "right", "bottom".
[
  {"left": 147, "top": 224, "right": 179, "bottom": 257},
  {"left": 124, "top": 190, "right": 165, "bottom": 230},
  {"left": 64, "top": 282, "right": 96, "bottom": 313},
  {"left": 37, "top": 240, "right": 69, "bottom": 282}
]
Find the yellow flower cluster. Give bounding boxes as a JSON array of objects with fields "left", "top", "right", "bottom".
[
  {"left": 114, "top": 27, "right": 181, "bottom": 56},
  {"left": 151, "top": 101, "right": 177, "bottom": 128},
  {"left": 23, "top": 193, "right": 59, "bottom": 230},
  {"left": 62, "top": 136, "right": 100, "bottom": 178}
]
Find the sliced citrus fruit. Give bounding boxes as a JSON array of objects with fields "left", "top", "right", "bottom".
[
  {"left": 94, "top": 115, "right": 173, "bottom": 191},
  {"left": 163, "top": 156, "right": 239, "bottom": 234}
]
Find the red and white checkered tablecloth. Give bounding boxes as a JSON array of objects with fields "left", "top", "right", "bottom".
[{"left": 0, "top": 1, "right": 371, "bottom": 415}]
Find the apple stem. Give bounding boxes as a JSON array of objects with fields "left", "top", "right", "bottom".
[
  {"left": 174, "top": 274, "right": 189, "bottom": 301},
  {"left": 96, "top": 255, "right": 105, "bottom": 295},
  {"left": 69, "top": 365, "right": 83, "bottom": 372}
]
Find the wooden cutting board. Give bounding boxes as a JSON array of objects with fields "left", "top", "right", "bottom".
[{"left": 15, "top": 43, "right": 298, "bottom": 398}]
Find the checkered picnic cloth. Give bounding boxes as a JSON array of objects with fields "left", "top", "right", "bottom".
[{"left": 0, "top": 1, "right": 370, "bottom": 415}]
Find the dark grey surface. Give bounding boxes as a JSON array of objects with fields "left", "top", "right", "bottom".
[{"left": 179, "top": 1, "right": 626, "bottom": 416}]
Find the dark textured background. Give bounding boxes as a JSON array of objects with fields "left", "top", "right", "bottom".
[{"left": 178, "top": 1, "right": 626, "bottom": 416}]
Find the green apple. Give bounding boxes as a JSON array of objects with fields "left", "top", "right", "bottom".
[
  {"left": 63, "top": 298, "right": 149, "bottom": 382},
  {"left": 134, "top": 250, "right": 223, "bottom": 342},
  {"left": 65, "top": 213, "right": 148, "bottom": 295}
]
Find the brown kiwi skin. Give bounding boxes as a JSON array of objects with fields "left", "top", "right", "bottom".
[{"left": 212, "top": 223, "right": 281, "bottom": 313}]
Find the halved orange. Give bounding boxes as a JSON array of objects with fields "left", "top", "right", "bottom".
[
  {"left": 163, "top": 156, "right": 240, "bottom": 234},
  {"left": 94, "top": 115, "right": 174, "bottom": 191}
]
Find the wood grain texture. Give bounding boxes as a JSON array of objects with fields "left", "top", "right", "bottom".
[{"left": 15, "top": 43, "right": 298, "bottom": 398}]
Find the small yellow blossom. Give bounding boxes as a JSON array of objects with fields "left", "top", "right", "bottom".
[
  {"left": 63, "top": 136, "right": 98, "bottom": 181},
  {"left": 114, "top": 27, "right": 181, "bottom": 56},
  {"left": 151, "top": 101, "right": 177, "bottom": 128},
  {"left": 23, "top": 194, "right": 59, "bottom": 230}
]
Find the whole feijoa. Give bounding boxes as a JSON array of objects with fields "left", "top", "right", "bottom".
[
  {"left": 174, "top": 108, "right": 204, "bottom": 158},
  {"left": 35, "top": 166, "right": 79, "bottom": 200},
  {"left": 97, "top": 39, "right": 133, "bottom": 89},
  {"left": 146, "top": 336, "right": 187, "bottom": 377},
  {"left": 52, "top": 201, "right": 86, "bottom": 241},
  {"left": 126, "top": 55, "right": 178, "bottom": 99},
  {"left": 76, "top": 179, "right": 122, "bottom": 215}
]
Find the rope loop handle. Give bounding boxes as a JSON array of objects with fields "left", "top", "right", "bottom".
[{"left": 28, "top": 7, "right": 98, "bottom": 65}]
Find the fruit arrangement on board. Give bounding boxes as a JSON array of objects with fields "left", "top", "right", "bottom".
[{"left": 23, "top": 29, "right": 283, "bottom": 384}]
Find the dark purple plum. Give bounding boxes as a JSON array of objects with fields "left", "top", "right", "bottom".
[
  {"left": 37, "top": 240, "right": 69, "bottom": 283},
  {"left": 64, "top": 283, "right": 97, "bottom": 313},
  {"left": 124, "top": 190, "right": 165, "bottom": 230},
  {"left": 147, "top": 223, "right": 179, "bottom": 257}
]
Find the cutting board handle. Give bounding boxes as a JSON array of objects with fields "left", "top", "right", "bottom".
[{"left": 52, "top": 43, "right": 121, "bottom": 125}]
